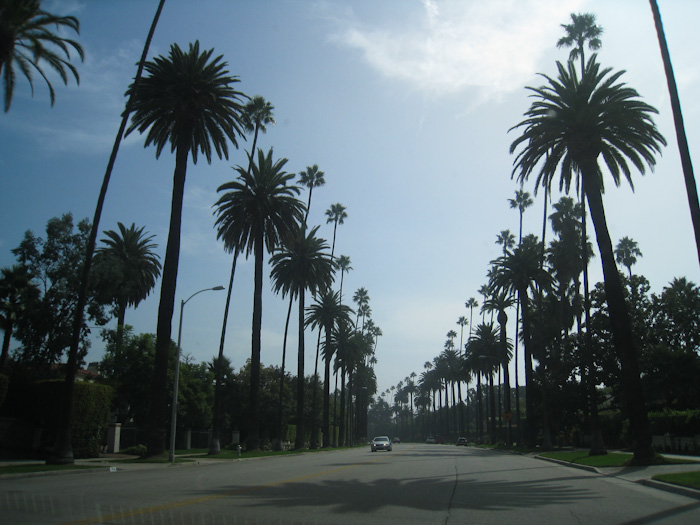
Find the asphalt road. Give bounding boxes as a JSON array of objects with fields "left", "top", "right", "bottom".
[{"left": 1, "top": 444, "right": 699, "bottom": 524}]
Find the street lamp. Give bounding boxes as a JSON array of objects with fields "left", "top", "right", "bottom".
[{"left": 169, "top": 285, "right": 225, "bottom": 463}]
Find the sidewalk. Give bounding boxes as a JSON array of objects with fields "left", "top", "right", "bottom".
[{"left": 536, "top": 452, "right": 700, "bottom": 500}]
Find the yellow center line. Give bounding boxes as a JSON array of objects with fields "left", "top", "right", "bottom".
[{"left": 62, "top": 448, "right": 412, "bottom": 524}]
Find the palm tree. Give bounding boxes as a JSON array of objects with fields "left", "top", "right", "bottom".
[
  {"left": 270, "top": 225, "right": 335, "bottom": 449},
  {"left": 0, "top": 0, "right": 84, "bottom": 111},
  {"left": 556, "top": 14, "right": 606, "bottom": 456},
  {"left": 495, "top": 230, "right": 515, "bottom": 255},
  {"left": 0, "top": 264, "right": 39, "bottom": 371},
  {"left": 510, "top": 55, "right": 666, "bottom": 463},
  {"left": 325, "top": 203, "right": 348, "bottom": 260},
  {"left": 306, "top": 291, "right": 352, "bottom": 447},
  {"left": 465, "top": 298, "right": 478, "bottom": 340},
  {"left": 50, "top": 1, "right": 165, "bottom": 465},
  {"left": 336, "top": 255, "right": 352, "bottom": 303},
  {"left": 649, "top": 1, "right": 700, "bottom": 266},
  {"left": 489, "top": 235, "right": 552, "bottom": 445},
  {"left": 557, "top": 13, "right": 602, "bottom": 77},
  {"left": 93, "top": 223, "right": 161, "bottom": 331},
  {"left": 214, "top": 147, "right": 305, "bottom": 450},
  {"left": 352, "top": 287, "right": 369, "bottom": 328},
  {"left": 509, "top": 189, "right": 533, "bottom": 244},
  {"left": 126, "top": 41, "right": 248, "bottom": 457},
  {"left": 211, "top": 95, "right": 274, "bottom": 454},
  {"left": 298, "top": 165, "right": 326, "bottom": 225},
  {"left": 615, "top": 236, "right": 642, "bottom": 278}
]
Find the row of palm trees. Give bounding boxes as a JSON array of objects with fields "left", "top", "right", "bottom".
[{"left": 380, "top": 11, "right": 670, "bottom": 463}]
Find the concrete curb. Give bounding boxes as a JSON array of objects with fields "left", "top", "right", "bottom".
[{"left": 637, "top": 479, "right": 700, "bottom": 500}]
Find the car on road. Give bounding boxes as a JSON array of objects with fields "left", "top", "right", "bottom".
[
  {"left": 426, "top": 436, "right": 436, "bottom": 444},
  {"left": 392, "top": 437, "right": 401, "bottom": 444},
  {"left": 371, "top": 436, "right": 392, "bottom": 452},
  {"left": 457, "top": 437, "right": 468, "bottom": 446}
]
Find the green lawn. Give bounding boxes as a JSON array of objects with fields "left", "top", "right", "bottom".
[
  {"left": 539, "top": 450, "right": 699, "bottom": 467},
  {"left": 653, "top": 471, "right": 700, "bottom": 490}
]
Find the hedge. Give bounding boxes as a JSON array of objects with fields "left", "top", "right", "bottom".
[{"left": 33, "top": 380, "right": 113, "bottom": 458}]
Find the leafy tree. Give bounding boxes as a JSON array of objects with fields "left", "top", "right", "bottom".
[
  {"left": 0, "top": 0, "right": 84, "bottom": 111},
  {"left": 100, "top": 328, "right": 158, "bottom": 426},
  {"left": 214, "top": 148, "right": 305, "bottom": 450},
  {"left": 510, "top": 55, "right": 666, "bottom": 462},
  {"left": 0, "top": 264, "right": 39, "bottom": 371},
  {"left": 651, "top": 277, "right": 700, "bottom": 355},
  {"left": 125, "top": 41, "right": 248, "bottom": 456},
  {"left": 11, "top": 214, "right": 108, "bottom": 367}
]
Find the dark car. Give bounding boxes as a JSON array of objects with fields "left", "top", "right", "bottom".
[
  {"left": 392, "top": 437, "right": 401, "bottom": 444},
  {"left": 371, "top": 436, "right": 392, "bottom": 452},
  {"left": 457, "top": 437, "right": 468, "bottom": 446}
]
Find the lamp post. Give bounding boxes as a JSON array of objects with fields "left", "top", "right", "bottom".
[{"left": 169, "top": 286, "right": 225, "bottom": 463}]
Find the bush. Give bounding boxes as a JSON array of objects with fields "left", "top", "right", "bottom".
[
  {"left": 32, "top": 380, "right": 113, "bottom": 458},
  {"left": 122, "top": 444, "right": 147, "bottom": 456}
]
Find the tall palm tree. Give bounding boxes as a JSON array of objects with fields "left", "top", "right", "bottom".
[
  {"left": 510, "top": 55, "right": 666, "bottom": 463},
  {"left": 495, "top": 230, "right": 515, "bottom": 255},
  {"left": 556, "top": 13, "right": 606, "bottom": 456},
  {"left": 298, "top": 165, "right": 326, "bottom": 226},
  {"left": 649, "top": 1, "right": 700, "bottom": 266},
  {"left": 0, "top": 0, "right": 84, "bottom": 111},
  {"left": 557, "top": 12, "right": 603, "bottom": 77},
  {"left": 336, "top": 255, "right": 352, "bottom": 303},
  {"left": 615, "top": 236, "right": 642, "bottom": 278},
  {"left": 352, "top": 287, "right": 369, "bottom": 328},
  {"left": 489, "top": 235, "right": 552, "bottom": 445},
  {"left": 465, "top": 298, "right": 478, "bottom": 340},
  {"left": 93, "top": 222, "right": 161, "bottom": 331},
  {"left": 214, "top": 147, "right": 305, "bottom": 450},
  {"left": 211, "top": 95, "right": 274, "bottom": 455},
  {"left": 0, "top": 264, "right": 39, "bottom": 371},
  {"left": 270, "top": 225, "right": 335, "bottom": 449},
  {"left": 50, "top": 1, "right": 166, "bottom": 465},
  {"left": 325, "top": 203, "right": 348, "bottom": 260},
  {"left": 509, "top": 189, "right": 533, "bottom": 244},
  {"left": 125, "top": 40, "right": 248, "bottom": 457},
  {"left": 306, "top": 291, "right": 352, "bottom": 447}
]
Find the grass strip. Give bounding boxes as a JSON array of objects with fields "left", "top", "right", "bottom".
[{"left": 653, "top": 471, "right": 700, "bottom": 490}]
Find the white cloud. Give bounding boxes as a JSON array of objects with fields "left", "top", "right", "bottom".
[{"left": 330, "top": 0, "right": 584, "bottom": 100}]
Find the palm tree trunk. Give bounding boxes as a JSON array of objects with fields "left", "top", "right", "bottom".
[
  {"left": 148, "top": 139, "right": 189, "bottom": 457},
  {"left": 582, "top": 167, "right": 653, "bottom": 463},
  {"left": 338, "top": 366, "right": 346, "bottom": 446},
  {"left": 0, "top": 321, "right": 13, "bottom": 372},
  {"left": 275, "top": 295, "right": 294, "bottom": 450},
  {"left": 310, "top": 330, "right": 321, "bottom": 448},
  {"left": 295, "top": 289, "right": 306, "bottom": 450},
  {"left": 519, "top": 291, "right": 535, "bottom": 447},
  {"left": 248, "top": 231, "right": 265, "bottom": 450},
  {"left": 210, "top": 249, "right": 239, "bottom": 455},
  {"left": 48, "top": 0, "right": 165, "bottom": 465},
  {"left": 322, "top": 326, "right": 332, "bottom": 448},
  {"left": 649, "top": 0, "right": 700, "bottom": 267}
]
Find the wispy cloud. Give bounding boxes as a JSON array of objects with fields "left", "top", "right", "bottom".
[{"left": 327, "top": 0, "right": 583, "bottom": 101}]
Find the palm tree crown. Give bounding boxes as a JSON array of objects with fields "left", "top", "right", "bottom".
[
  {"left": 0, "top": 0, "right": 84, "bottom": 111},
  {"left": 556, "top": 12, "right": 603, "bottom": 71},
  {"left": 94, "top": 222, "right": 161, "bottom": 328},
  {"left": 126, "top": 41, "right": 248, "bottom": 163}
]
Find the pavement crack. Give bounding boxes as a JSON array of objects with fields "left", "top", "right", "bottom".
[{"left": 445, "top": 463, "right": 459, "bottom": 525}]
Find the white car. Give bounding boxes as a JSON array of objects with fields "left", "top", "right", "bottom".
[{"left": 371, "top": 436, "right": 392, "bottom": 452}]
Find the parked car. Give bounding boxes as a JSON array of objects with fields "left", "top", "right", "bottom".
[
  {"left": 426, "top": 436, "right": 436, "bottom": 444},
  {"left": 392, "top": 437, "right": 401, "bottom": 444},
  {"left": 457, "top": 437, "right": 468, "bottom": 446},
  {"left": 371, "top": 436, "right": 392, "bottom": 452}
]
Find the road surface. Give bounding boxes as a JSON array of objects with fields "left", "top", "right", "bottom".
[{"left": 1, "top": 444, "right": 699, "bottom": 524}]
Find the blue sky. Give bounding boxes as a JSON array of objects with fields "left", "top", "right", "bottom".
[{"left": 1, "top": 0, "right": 699, "bottom": 398}]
